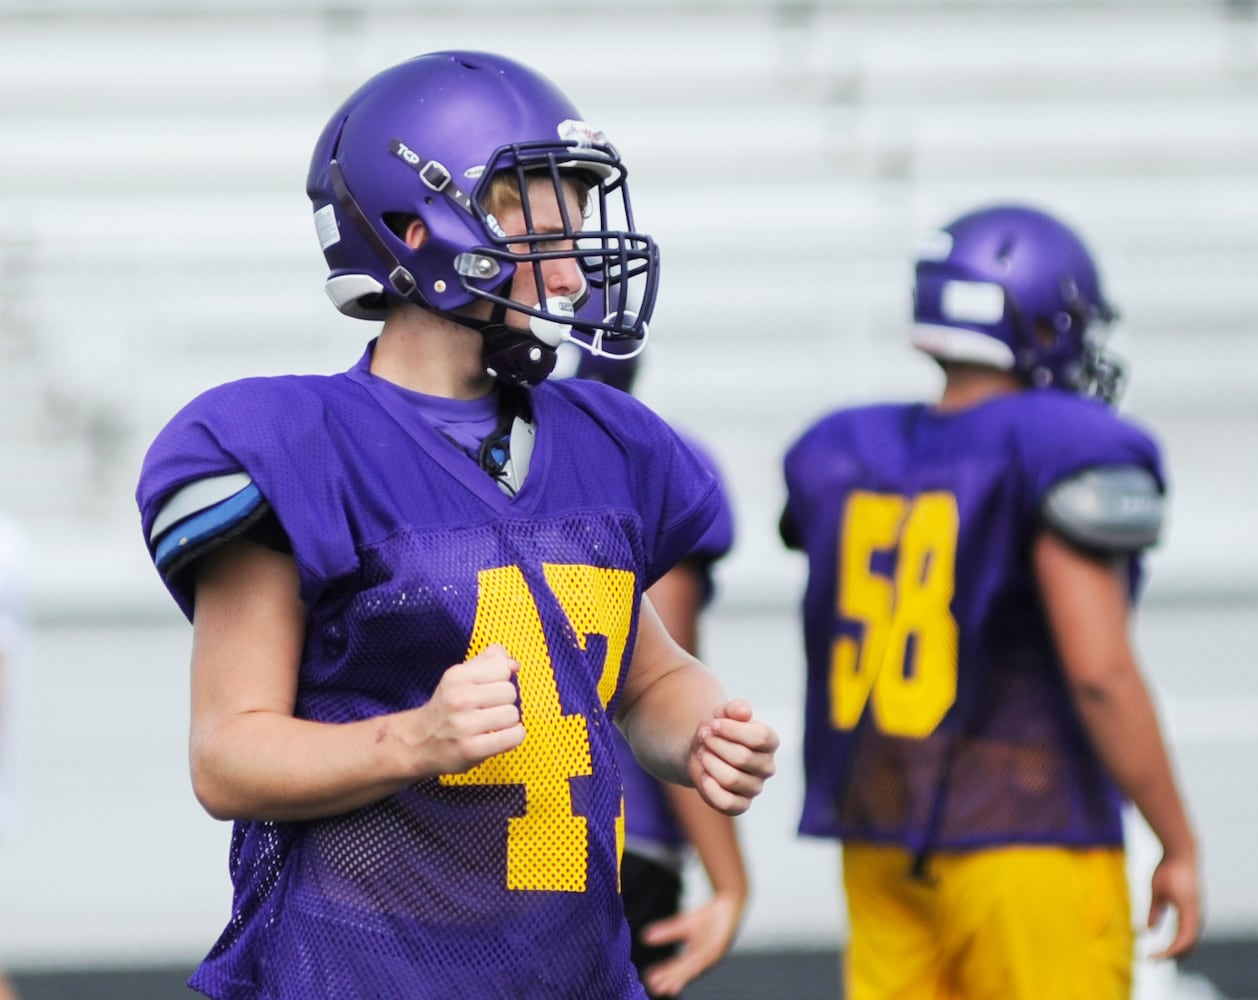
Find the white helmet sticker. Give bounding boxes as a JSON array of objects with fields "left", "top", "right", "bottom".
[
  {"left": 941, "top": 280, "right": 1006, "bottom": 324},
  {"left": 483, "top": 212, "right": 506, "bottom": 239},
  {"left": 558, "top": 119, "right": 608, "bottom": 148},
  {"left": 314, "top": 204, "right": 340, "bottom": 250}
]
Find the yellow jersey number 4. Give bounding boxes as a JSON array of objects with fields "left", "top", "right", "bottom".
[
  {"left": 440, "top": 563, "right": 635, "bottom": 893},
  {"left": 831, "top": 491, "right": 960, "bottom": 739}
]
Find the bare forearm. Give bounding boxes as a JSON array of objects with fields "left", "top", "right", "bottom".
[
  {"left": 665, "top": 782, "right": 748, "bottom": 902},
  {"left": 619, "top": 599, "right": 777, "bottom": 815},
  {"left": 1035, "top": 533, "right": 1197, "bottom": 861},
  {"left": 1072, "top": 670, "right": 1196, "bottom": 860},
  {"left": 620, "top": 659, "right": 726, "bottom": 786},
  {"left": 191, "top": 708, "right": 431, "bottom": 822}
]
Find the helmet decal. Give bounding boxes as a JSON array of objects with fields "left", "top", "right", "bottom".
[
  {"left": 313, "top": 204, "right": 340, "bottom": 251},
  {"left": 940, "top": 280, "right": 1005, "bottom": 325},
  {"left": 558, "top": 119, "right": 609, "bottom": 148}
]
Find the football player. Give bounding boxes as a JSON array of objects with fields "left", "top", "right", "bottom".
[
  {"left": 779, "top": 204, "right": 1201, "bottom": 999},
  {"left": 136, "top": 51, "right": 777, "bottom": 999},
  {"left": 556, "top": 342, "right": 748, "bottom": 999}
]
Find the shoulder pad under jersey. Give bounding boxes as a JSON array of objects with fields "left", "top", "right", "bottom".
[
  {"left": 1041, "top": 465, "right": 1164, "bottom": 554},
  {"left": 149, "top": 472, "right": 267, "bottom": 579}
]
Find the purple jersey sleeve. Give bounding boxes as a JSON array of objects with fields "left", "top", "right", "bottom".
[
  {"left": 134, "top": 343, "right": 720, "bottom": 999},
  {"left": 781, "top": 390, "right": 1163, "bottom": 856},
  {"left": 676, "top": 432, "right": 734, "bottom": 573}
]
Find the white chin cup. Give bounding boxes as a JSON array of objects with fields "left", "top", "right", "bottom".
[{"left": 529, "top": 297, "right": 575, "bottom": 347}]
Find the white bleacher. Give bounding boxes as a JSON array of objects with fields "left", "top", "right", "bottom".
[{"left": 1, "top": 0, "right": 1256, "bottom": 972}]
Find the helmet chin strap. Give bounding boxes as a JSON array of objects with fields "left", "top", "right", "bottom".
[
  {"left": 480, "top": 322, "right": 558, "bottom": 387},
  {"left": 475, "top": 297, "right": 575, "bottom": 387}
]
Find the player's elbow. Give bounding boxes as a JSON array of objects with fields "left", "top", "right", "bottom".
[
  {"left": 190, "top": 764, "right": 238, "bottom": 822},
  {"left": 189, "top": 736, "right": 248, "bottom": 821},
  {"left": 1064, "top": 655, "right": 1139, "bottom": 710}
]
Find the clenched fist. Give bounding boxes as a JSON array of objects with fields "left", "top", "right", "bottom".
[
  {"left": 414, "top": 644, "right": 527, "bottom": 777},
  {"left": 687, "top": 699, "right": 779, "bottom": 816}
]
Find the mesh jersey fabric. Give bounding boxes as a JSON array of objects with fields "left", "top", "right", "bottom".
[
  {"left": 135, "top": 342, "right": 721, "bottom": 1000},
  {"left": 780, "top": 390, "right": 1164, "bottom": 854}
]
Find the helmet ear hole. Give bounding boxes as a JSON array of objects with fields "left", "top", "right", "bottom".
[
  {"left": 1034, "top": 320, "right": 1058, "bottom": 350},
  {"left": 382, "top": 213, "right": 420, "bottom": 243}
]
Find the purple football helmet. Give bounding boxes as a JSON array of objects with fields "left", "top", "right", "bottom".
[
  {"left": 306, "top": 51, "right": 659, "bottom": 386},
  {"left": 910, "top": 204, "right": 1124, "bottom": 402}
]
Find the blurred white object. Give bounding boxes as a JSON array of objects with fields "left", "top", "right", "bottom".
[{"left": 0, "top": 515, "right": 29, "bottom": 834}]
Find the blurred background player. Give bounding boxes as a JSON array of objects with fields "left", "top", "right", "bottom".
[
  {"left": 135, "top": 50, "right": 777, "bottom": 999},
  {"left": 556, "top": 342, "right": 748, "bottom": 999},
  {"left": 0, "top": 513, "right": 28, "bottom": 1000},
  {"left": 779, "top": 203, "right": 1201, "bottom": 1000}
]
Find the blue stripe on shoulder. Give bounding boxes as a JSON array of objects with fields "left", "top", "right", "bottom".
[{"left": 154, "top": 482, "right": 265, "bottom": 573}]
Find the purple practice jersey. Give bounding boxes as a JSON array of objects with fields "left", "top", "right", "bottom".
[
  {"left": 779, "top": 390, "right": 1164, "bottom": 856},
  {"left": 613, "top": 434, "right": 735, "bottom": 860},
  {"left": 136, "top": 342, "right": 720, "bottom": 1000}
]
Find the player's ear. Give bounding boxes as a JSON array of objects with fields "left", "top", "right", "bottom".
[{"left": 404, "top": 218, "right": 427, "bottom": 250}]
